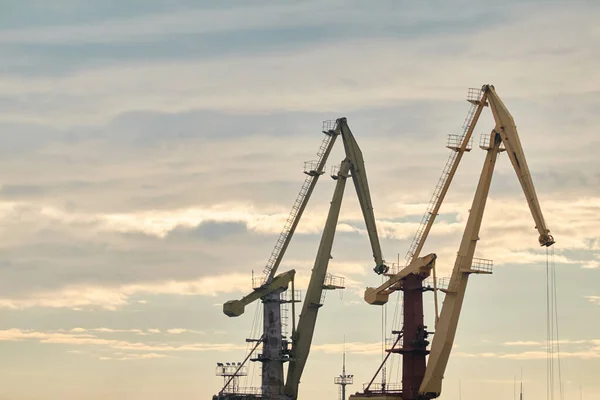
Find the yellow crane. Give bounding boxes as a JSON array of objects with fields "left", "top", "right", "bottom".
[
  {"left": 351, "top": 85, "right": 554, "bottom": 400},
  {"left": 420, "top": 85, "right": 554, "bottom": 398}
]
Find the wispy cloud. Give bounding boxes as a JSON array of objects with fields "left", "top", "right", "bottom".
[
  {"left": 586, "top": 296, "right": 600, "bottom": 306},
  {"left": 0, "top": 274, "right": 253, "bottom": 310},
  {"left": 0, "top": 2, "right": 343, "bottom": 45},
  {"left": 99, "top": 353, "right": 169, "bottom": 361},
  {"left": 0, "top": 328, "right": 244, "bottom": 355},
  {"left": 457, "top": 338, "right": 600, "bottom": 360},
  {"left": 456, "top": 350, "right": 600, "bottom": 360},
  {"left": 312, "top": 341, "right": 383, "bottom": 355},
  {"left": 2, "top": 3, "right": 598, "bottom": 127}
]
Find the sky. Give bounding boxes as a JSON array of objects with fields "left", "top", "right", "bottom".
[{"left": 0, "top": 0, "right": 599, "bottom": 399}]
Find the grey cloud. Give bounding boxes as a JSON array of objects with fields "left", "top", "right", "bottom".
[
  {"left": 0, "top": 0, "right": 535, "bottom": 79},
  {"left": 170, "top": 221, "right": 248, "bottom": 241},
  {"left": 0, "top": 105, "right": 458, "bottom": 213}
]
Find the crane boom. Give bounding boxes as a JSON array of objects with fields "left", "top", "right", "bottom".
[
  {"left": 263, "top": 130, "right": 339, "bottom": 284},
  {"left": 364, "top": 253, "right": 437, "bottom": 306},
  {"left": 485, "top": 86, "right": 554, "bottom": 246},
  {"left": 338, "top": 119, "right": 388, "bottom": 274},
  {"left": 407, "top": 92, "right": 489, "bottom": 264},
  {"left": 284, "top": 158, "right": 351, "bottom": 399},
  {"left": 221, "top": 131, "right": 339, "bottom": 315},
  {"left": 419, "top": 85, "right": 555, "bottom": 397},
  {"left": 223, "top": 270, "right": 295, "bottom": 317},
  {"left": 361, "top": 91, "right": 490, "bottom": 308},
  {"left": 419, "top": 134, "right": 502, "bottom": 397}
]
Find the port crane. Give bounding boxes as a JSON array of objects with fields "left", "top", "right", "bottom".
[
  {"left": 214, "top": 118, "right": 388, "bottom": 400},
  {"left": 351, "top": 85, "right": 554, "bottom": 400}
]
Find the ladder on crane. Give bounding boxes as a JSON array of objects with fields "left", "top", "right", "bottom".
[
  {"left": 405, "top": 88, "right": 485, "bottom": 265},
  {"left": 260, "top": 128, "right": 337, "bottom": 286}
]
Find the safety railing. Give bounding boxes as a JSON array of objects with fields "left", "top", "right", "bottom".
[
  {"left": 479, "top": 132, "right": 506, "bottom": 150},
  {"left": 385, "top": 336, "right": 403, "bottom": 351},
  {"left": 215, "top": 364, "right": 247, "bottom": 376},
  {"left": 322, "top": 119, "right": 338, "bottom": 133},
  {"left": 467, "top": 87, "right": 483, "bottom": 103},
  {"left": 331, "top": 164, "right": 341, "bottom": 179},
  {"left": 363, "top": 382, "right": 403, "bottom": 393},
  {"left": 446, "top": 134, "right": 473, "bottom": 151},
  {"left": 303, "top": 160, "right": 322, "bottom": 176},
  {"left": 280, "top": 289, "right": 302, "bottom": 303},
  {"left": 423, "top": 277, "right": 450, "bottom": 290},
  {"left": 225, "top": 387, "right": 262, "bottom": 395},
  {"left": 334, "top": 375, "right": 354, "bottom": 385},
  {"left": 323, "top": 273, "right": 345, "bottom": 289},
  {"left": 471, "top": 257, "right": 493, "bottom": 274}
]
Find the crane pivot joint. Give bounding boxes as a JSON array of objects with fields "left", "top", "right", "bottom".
[
  {"left": 539, "top": 233, "right": 555, "bottom": 247},
  {"left": 373, "top": 264, "right": 389, "bottom": 275}
]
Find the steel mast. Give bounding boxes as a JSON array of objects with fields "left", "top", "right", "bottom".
[{"left": 335, "top": 344, "right": 354, "bottom": 400}]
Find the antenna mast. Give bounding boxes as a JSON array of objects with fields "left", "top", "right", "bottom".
[{"left": 334, "top": 339, "right": 353, "bottom": 400}]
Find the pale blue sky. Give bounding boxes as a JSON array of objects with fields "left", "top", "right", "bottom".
[{"left": 0, "top": 1, "right": 599, "bottom": 399}]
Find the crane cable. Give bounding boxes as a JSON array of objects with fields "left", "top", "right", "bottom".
[
  {"left": 545, "top": 246, "right": 552, "bottom": 400},
  {"left": 245, "top": 300, "right": 262, "bottom": 390},
  {"left": 552, "top": 246, "right": 564, "bottom": 400},
  {"left": 381, "top": 274, "right": 387, "bottom": 389},
  {"left": 546, "top": 246, "right": 564, "bottom": 400},
  {"left": 390, "top": 254, "right": 403, "bottom": 384}
]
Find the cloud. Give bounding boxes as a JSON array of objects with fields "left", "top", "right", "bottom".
[
  {"left": 0, "top": 273, "right": 253, "bottom": 310},
  {"left": 66, "top": 327, "right": 202, "bottom": 336},
  {"left": 166, "top": 329, "right": 186, "bottom": 335},
  {"left": 166, "top": 329, "right": 205, "bottom": 335},
  {"left": 582, "top": 260, "right": 600, "bottom": 269},
  {"left": 1, "top": 191, "right": 599, "bottom": 308},
  {"left": 0, "top": 2, "right": 346, "bottom": 45},
  {"left": 114, "top": 353, "right": 169, "bottom": 361},
  {"left": 586, "top": 296, "right": 600, "bottom": 306},
  {"left": 93, "top": 328, "right": 144, "bottom": 334},
  {"left": 1, "top": 3, "right": 598, "bottom": 127},
  {"left": 456, "top": 350, "right": 600, "bottom": 360},
  {"left": 312, "top": 341, "right": 383, "bottom": 355},
  {"left": 456, "top": 338, "right": 600, "bottom": 360},
  {"left": 503, "top": 340, "right": 590, "bottom": 346},
  {"left": 0, "top": 328, "right": 244, "bottom": 354},
  {"left": 99, "top": 353, "right": 170, "bottom": 361}
]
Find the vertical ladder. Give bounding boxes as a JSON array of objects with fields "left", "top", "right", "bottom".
[
  {"left": 261, "top": 125, "right": 339, "bottom": 285},
  {"left": 281, "top": 298, "right": 289, "bottom": 339},
  {"left": 404, "top": 88, "right": 487, "bottom": 264}
]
